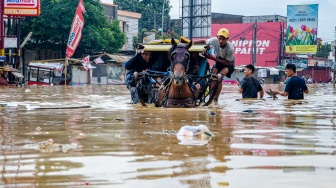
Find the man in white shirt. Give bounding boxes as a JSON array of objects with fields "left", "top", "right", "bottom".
[{"left": 194, "top": 28, "right": 235, "bottom": 103}]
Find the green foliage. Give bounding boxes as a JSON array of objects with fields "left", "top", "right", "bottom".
[
  {"left": 21, "top": 0, "right": 125, "bottom": 57},
  {"left": 316, "top": 43, "right": 331, "bottom": 59},
  {"left": 114, "top": 0, "right": 171, "bottom": 39}
]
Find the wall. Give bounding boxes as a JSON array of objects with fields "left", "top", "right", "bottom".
[
  {"left": 298, "top": 67, "right": 331, "bottom": 83},
  {"left": 118, "top": 15, "right": 139, "bottom": 50}
]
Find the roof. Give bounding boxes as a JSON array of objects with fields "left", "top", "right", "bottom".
[
  {"left": 89, "top": 53, "right": 132, "bottom": 64},
  {"left": 117, "top": 10, "right": 141, "bottom": 19},
  {"left": 29, "top": 58, "right": 81, "bottom": 64},
  {"left": 11, "top": 71, "right": 24, "bottom": 78},
  {"left": 100, "top": 2, "right": 118, "bottom": 7},
  {"left": 105, "top": 54, "right": 132, "bottom": 63}
]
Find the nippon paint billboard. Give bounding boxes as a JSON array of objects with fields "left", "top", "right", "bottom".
[
  {"left": 286, "top": 4, "right": 318, "bottom": 53},
  {"left": 212, "top": 22, "right": 284, "bottom": 67},
  {"left": 4, "top": 0, "right": 41, "bottom": 16}
]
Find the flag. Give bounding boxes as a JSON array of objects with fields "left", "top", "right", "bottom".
[
  {"left": 66, "top": 0, "right": 86, "bottom": 58},
  {"left": 82, "top": 55, "right": 90, "bottom": 64},
  {"left": 82, "top": 63, "right": 89, "bottom": 71},
  {"left": 82, "top": 62, "right": 96, "bottom": 71},
  {"left": 94, "top": 56, "right": 104, "bottom": 64}
]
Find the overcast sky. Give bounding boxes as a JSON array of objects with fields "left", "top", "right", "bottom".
[{"left": 169, "top": 0, "right": 336, "bottom": 43}]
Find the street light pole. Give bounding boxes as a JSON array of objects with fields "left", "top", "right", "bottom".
[
  {"left": 162, "top": 0, "right": 164, "bottom": 38},
  {"left": 0, "top": 0, "right": 5, "bottom": 56}
]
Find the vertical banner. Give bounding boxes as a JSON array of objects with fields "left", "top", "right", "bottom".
[
  {"left": 66, "top": 0, "right": 86, "bottom": 58},
  {"left": 286, "top": 4, "right": 318, "bottom": 53}
]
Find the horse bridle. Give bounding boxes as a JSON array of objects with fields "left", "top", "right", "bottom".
[{"left": 170, "top": 45, "right": 190, "bottom": 72}]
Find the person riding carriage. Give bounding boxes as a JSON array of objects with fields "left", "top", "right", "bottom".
[
  {"left": 125, "top": 38, "right": 219, "bottom": 107},
  {"left": 123, "top": 44, "right": 170, "bottom": 103}
]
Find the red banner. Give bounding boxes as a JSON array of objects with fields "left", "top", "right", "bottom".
[{"left": 66, "top": 0, "right": 86, "bottom": 58}]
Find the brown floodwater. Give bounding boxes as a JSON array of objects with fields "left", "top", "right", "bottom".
[{"left": 0, "top": 83, "right": 335, "bottom": 188}]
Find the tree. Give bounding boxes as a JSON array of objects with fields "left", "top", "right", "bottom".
[
  {"left": 21, "top": 0, "right": 125, "bottom": 57},
  {"left": 316, "top": 43, "right": 331, "bottom": 59},
  {"left": 114, "top": 0, "right": 171, "bottom": 42}
]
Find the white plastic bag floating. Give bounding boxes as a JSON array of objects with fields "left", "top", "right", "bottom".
[{"left": 176, "top": 125, "right": 213, "bottom": 146}]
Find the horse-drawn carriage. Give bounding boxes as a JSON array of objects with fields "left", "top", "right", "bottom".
[{"left": 129, "top": 39, "right": 222, "bottom": 108}]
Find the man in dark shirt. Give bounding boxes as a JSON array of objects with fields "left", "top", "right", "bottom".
[
  {"left": 239, "top": 64, "right": 264, "bottom": 99},
  {"left": 273, "top": 64, "right": 308, "bottom": 99},
  {"left": 123, "top": 45, "right": 154, "bottom": 103}
]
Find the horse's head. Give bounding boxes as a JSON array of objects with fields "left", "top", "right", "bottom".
[{"left": 169, "top": 38, "right": 193, "bottom": 85}]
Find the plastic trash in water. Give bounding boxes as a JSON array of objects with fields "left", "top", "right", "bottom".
[{"left": 176, "top": 125, "right": 213, "bottom": 146}]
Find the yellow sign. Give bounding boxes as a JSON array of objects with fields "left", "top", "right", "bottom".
[
  {"left": 4, "top": 9, "right": 38, "bottom": 16},
  {"left": 4, "top": 0, "right": 40, "bottom": 16},
  {"left": 285, "top": 45, "right": 317, "bottom": 54}
]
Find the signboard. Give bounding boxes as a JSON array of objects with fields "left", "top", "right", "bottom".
[
  {"left": 4, "top": 0, "right": 41, "bottom": 16},
  {"left": 308, "top": 59, "right": 317, "bottom": 66},
  {"left": 286, "top": 4, "right": 318, "bottom": 53},
  {"left": 212, "top": 22, "right": 283, "bottom": 67},
  {"left": 284, "top": 59, "right": 307, "bottom": 68}
]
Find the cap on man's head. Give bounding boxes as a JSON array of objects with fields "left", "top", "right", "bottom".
[{"left": 217, "top": 28, "right": 229, "bottom": 38}]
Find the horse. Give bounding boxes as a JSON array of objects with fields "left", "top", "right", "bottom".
[{"left": 157, "top": 39, "right": 196, "bottom": 107}]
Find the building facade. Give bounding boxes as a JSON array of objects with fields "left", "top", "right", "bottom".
[{"left": 101, "top": 2, "right": 141, "bottom": 50}]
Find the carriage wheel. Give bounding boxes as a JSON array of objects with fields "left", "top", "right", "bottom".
[
  {"left": 202, "top": 81, "right": 219, "bottom": 106},
  {"left": 196, "top": 75, "right": 219, "bottom": 106},
  {"left": 142, "top": 85, "right": 160, "bottom": 107}
]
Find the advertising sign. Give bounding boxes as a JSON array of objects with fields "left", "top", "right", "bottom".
[
  {"left": 212, "top": 22, "right": 283, "bottom": 67},
  {"left": 286, "top": 4, "right": 319, "bottom": 53},
  {"left": 284, "top": 59, "right": 307, "bottom": 68},
  {"left": 308, "top": 59, "right": 317, "bottom": 66},
  {"left": 4, "top": 0, "right": 41, "bottom": 16},
  {"left": 66, "top": 0, "right": 86, "bottom": 58}
]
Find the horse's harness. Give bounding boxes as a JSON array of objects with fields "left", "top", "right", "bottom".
[{"left": 159, "top": 44, "right": 196, "bottom": 107}]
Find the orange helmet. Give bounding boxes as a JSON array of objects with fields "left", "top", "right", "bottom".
[{"left": 3, "top": 67, "right": 10, "bottom": 72}]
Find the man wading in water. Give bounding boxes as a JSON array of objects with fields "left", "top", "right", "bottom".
[
  {"left": 272, "top": 64, "right": 309, "bottom": 99},
  {"left": 238, "top": 64, "right": 264, "bottom": 99}
]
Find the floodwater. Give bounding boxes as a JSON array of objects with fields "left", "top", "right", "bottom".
[{"left": 0, "top": 84, "right": 335, "bottom": 188}]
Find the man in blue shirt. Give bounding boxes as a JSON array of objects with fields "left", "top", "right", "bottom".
[
  {"left": 239, "top": 64, "right": 264, "bottom": 99},
  {"left": 273, "top": 64, "right": 309, "bottom": 99}
]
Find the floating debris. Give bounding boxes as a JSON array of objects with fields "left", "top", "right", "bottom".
[
  {"left": 176, "top": 125, "right": 213, "bottom": 146},
  {"left": 24, "top": 139, "right": 79, "bottom": 153},
  {"left": 208, "top": 111, "right": 216, "bottom": 116}
]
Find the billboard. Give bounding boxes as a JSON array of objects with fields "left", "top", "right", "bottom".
[
  {"left": 4, "top": 0, "right": 41, "bottom": 16},
  {"left": 212, "top": 22, "right": 283, "bottom": 67},
  {"left": 286, "top": 4, "right": 318, "bottom": 53}
]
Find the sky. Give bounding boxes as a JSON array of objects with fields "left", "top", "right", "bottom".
[{"left": 169, "top": 0, "right": 336, "bottom": 43}]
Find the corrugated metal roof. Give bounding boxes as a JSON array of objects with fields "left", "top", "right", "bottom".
[
  {"left": 11, "top": 71, "right": 24, "bottom": 78},
  {"left": 105, "top": 54, "right": 132, "bottom": 63}
]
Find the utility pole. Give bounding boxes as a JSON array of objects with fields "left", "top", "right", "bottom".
[
  {"left": 253, "top": 20, "right": 257, "bottom": 65},
  {"left": 0, "top": 0, "right": 4, "bottom": 56},
  {"left": 161, "top": 0, "right": 164, "bottom": 37},
  {"left": 154, "top": 11, "right": 156, "bottom": 30},
  {"left": 189, "top": 0, "right": 194, "bottom": 40},
  {"left": 334, "top": 26, "right": 336, "bottom": 87},
  {"left": 278, "top": 22, "right": 283, "bottom": 66}
]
